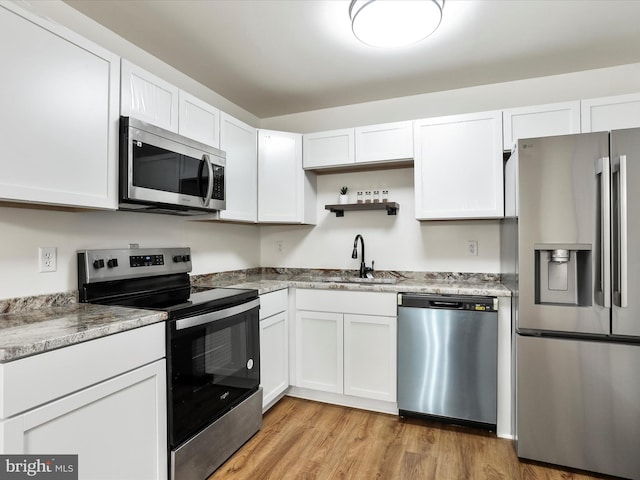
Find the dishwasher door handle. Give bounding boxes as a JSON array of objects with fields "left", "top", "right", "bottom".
[{"left": 429, "top": 300, "right": 463, "bottom": 309}]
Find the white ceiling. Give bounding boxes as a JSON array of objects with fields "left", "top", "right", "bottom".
[{"left": 63, "top": 0, "right": 640, "bottom": 119}]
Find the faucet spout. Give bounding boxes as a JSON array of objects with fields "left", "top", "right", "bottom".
[{"left": 352, "top": 234, "right": 367, "bottom": 278}]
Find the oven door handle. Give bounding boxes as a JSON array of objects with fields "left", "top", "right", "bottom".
[{"left": 175, "top": 298, "right": 260, "bottom": 330}]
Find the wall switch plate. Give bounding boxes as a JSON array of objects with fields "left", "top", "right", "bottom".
[
  {"left": 467, "top": 240, "right": 478, "bottom": 256},
  {"left": 39, "top": 247, "right": 57, "bottom": 272}
]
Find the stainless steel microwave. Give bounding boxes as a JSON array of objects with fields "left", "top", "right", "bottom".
[{"left": 119, "top": 116, "right": 226, "bottom": 215}]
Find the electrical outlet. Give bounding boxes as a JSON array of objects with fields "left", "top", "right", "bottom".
[
  {"left": 276, "top": 240, "right": 284, "bottom": 253},
  {"left": 467, "top": 240, "right": 478, "bottom": 256},
  {"left": 39, "top": 247, "right": 57, "bottom": 272}
]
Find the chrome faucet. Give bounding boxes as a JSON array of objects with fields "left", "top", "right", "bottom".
[{"left": 352, "top": 234, "right": 374, "bottom": 278}]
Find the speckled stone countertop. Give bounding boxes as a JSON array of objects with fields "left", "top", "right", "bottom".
[
  {"left": 193, "top": 267, "right": 511, "bottom": 297},
  {"left": 0, "top": 268, "right": 508, "bottom": 363},
  {"left": 0, "top": 303, "right": 166, "bottom": 363}
]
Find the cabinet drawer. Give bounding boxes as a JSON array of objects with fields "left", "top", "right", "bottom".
[
  {"left": 295, "top": 289, "right": 396, "bottom": 317},
  {"left": 260, "top": 289, "right": 288, "bottom": 320},
  {"left": 0, "top": 322, "right": 165, "bottom": 419}
]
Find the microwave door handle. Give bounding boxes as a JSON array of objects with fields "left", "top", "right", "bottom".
[{"left": 202, "top": 154, "right": 214, "bottom": 207}]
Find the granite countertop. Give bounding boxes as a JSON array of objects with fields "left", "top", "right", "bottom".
[
  {"left": 193, "top": 268, "right": 512, "bottom": 298},
  {"left": 0, "top": 268, "right": 509, "bottom": 363},
  {"left": 0, "top": 303, "right": 166, "bottom": 363}
]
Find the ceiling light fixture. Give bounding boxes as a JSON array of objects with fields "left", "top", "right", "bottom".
[{"left": 349, "top": 0, "right": 445, "bottom": 48}]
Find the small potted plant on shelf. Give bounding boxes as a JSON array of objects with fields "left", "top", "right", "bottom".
[{"left": 339, "top": 186, "right": 349, "bottom": 204}]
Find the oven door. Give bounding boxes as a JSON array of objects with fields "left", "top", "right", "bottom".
[
  {"left": 120, "top": 117, "right": 225, "bottom": 212},
  {"left": 167, "top": 298, "right": 260, "bottom": 448}
]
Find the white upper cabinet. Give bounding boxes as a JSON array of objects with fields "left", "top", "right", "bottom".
[
  {"left": 303, "top": 128, "right": 354, "bottom": 169},
  {"left": 0, "top": 3, "right": 119, "bottom": 210},
  {"left": 414, "top": 111, "right": 503, "bottom": 220},
  {"left": 581, "top": 93, "right": 640, "bottom": 133},
  {"left": 503, "top": 101, "right": 580, "bottom": 150},
  {"left": 217, "top": 113, "right": 257, "bottom": 223},
  {"left": 258, "top": 130, "right": 317, "bottom": 224},
  {"left": 355, "top": 121, "right": 413, "bottom": 163},
  {"left": 121, "top": 59, "right": 179, "bottom": 132},
  {"left": 302, "top": 121, "right": 414, "bottom": 170},
  {"left": 178, "top": 90, "right": 220, "bottom": 147}
]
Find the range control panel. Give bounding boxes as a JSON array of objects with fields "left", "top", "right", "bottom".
[
  {"left": 78, "top": 247, "right": 192, "bottom": 284},
  {"left": 130, "top": 254, "right": 165, "bottom": 268}
]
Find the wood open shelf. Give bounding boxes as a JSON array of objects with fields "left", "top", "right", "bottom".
[{"left": 325, "top": 202, "right": 399, "bottom": 217}]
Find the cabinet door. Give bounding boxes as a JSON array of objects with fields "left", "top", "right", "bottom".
[
  {"left": 295, "top": 310, "right": 343, "bottom": 393},
  {"left": 0, "top": 4, "right": 119, "bottom": 209},
  {"left": 414, "top": 111, "right": 503, "bottom": 220},
  {"left": 503, "top": 101, "right": 580, "bottom": 150},
  {"left": 258, "top": 130, "right": 316, "bottom": 224},
  {"left": 581, "top": 93, "right": 640, "bottom": 133},
  {"left": 355, "top": 121, "right": 413, "bottom": 163},
  {"left": 178, "top": 90, "right": 220, "bottom": 147},
  {"left": 303, "top": 128, "right": 355, "bottom": 169},
  {"left": 121, "top": 59, "right": 179, "bottom": 132},
  {"left": 0, "top": 360, "right": 167, "bottom": 480},
  {"left": 217, "top": 113, "right": 257, "bottom": 222},
  {"left": 260, "top": 311, "right": 289, "bottom": 410},
  {"left": 344, "top": 314, "right": 396, "bottom": 402}
]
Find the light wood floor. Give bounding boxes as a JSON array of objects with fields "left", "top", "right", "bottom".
[{"left": 208, "top": 396, "right": 611, "bottom": 480}]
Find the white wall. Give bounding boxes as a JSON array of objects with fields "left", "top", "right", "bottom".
[
  {"left": 0, "top": 206, "right": 259, "bottom": 300},
  {"left": 260, "top": 168, "right": 500, "bottom": 273}
]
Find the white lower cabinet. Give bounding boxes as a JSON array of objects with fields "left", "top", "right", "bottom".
[
  {"left": 0, "top": 323, "right": 167, "bottom": 480},
  {"left": 295, "top": 310, "right": 344, "bottom": 393},
  {"left": 1, "top": 361, "right": 166, "bottom": 480},
  {"left": 343, "top": 314, "right": 396, "bottom": 402},
  {"left": 259, "top": 289, "right": 289, "bottom": 410},
  {"left": 294, "top": 289, "right": 397, "bottom": 405}
]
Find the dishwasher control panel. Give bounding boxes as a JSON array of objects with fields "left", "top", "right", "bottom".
[{"left": 397, "top": 293, "right": 498, "bottom": 312}]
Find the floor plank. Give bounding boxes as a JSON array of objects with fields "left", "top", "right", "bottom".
[{"left": 207, "top": 397, "right": 611, "bottom": 480}]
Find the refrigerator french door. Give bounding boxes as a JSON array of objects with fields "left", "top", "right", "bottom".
[{"left": 504, "top": 128, "right": 640, "bottom": 480}]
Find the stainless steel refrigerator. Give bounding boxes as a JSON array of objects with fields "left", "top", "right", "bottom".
[{"left": 502, "top": 128, "right": 640, "bottom": 480}]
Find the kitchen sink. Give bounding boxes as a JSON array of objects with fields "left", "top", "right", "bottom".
[{"left": 300, "top": 276, "right": 397, "bottom": 285}]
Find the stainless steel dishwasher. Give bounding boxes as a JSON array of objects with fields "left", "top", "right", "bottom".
[{"left": 397, "top": 293, "right": 498, "bottom": 429}]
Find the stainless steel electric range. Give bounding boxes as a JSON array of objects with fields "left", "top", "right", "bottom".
[{"left": 77, "top": 246, "right": 262, "bottom": 480}]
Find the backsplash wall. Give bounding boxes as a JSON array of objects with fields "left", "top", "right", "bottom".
[
  {"left": 260, "top": 168, "right": 501, "bottom": 273},
  {"left": 0, "top": 206, "right": 260, "bottom": 300}
]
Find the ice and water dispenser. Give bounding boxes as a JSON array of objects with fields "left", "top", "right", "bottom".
[{"left": 534, "top": 244, "right": 592, "bottom": 306}]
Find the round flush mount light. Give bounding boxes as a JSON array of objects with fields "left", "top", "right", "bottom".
[{"left": 349, "top": 0, "right": 445, "bottom": 48}]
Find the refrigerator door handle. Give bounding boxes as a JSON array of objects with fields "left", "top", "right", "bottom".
[
  {"left": 596, "top": 156, "right": 611, "bottom": 308},
  {"left": 614, "top": 155, "right": 629, "bottom": 308}
]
